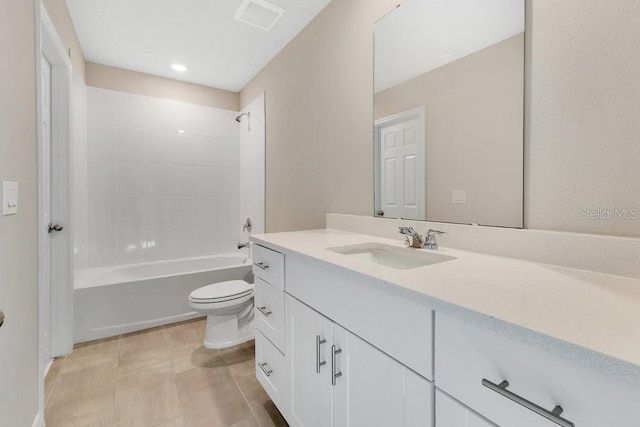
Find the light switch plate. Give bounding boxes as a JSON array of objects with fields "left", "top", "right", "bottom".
[
  {"left": 3, "top": 181, "right": 18, "bottom": 215},
  {"left": 452, "top": 190, "right": 466, "bottom": 204}
]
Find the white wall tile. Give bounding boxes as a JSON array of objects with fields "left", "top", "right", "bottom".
[
  {"left": 117, "top": 228, "right": 172, "bottom": 264},
  {"left": 116, "top": 229, "right": 146, "bottom": 264},
  {"left": 87, "top": 161, "right": 117, "bottom": 196},
  {"left": 116, "top": 197, "right": 147, "bottom": 231},
  {"left": 170, "top": 228, "right": 202, "bottom": 259},
  {"left": 87, "top": 87, "right": 117, "bottom": 127},
  {"left": 197, "top": 108, "right": 239, "bottom": 138},
  {"left": 86, "top": 231, "right": 118, "bottom": 268},
  {"left": 197, "top": 137, "right": 239, "bottom": 167},
  {"left": 118, "top": 162, "right": 151, "bottom": 196},
  {"left": 151, "top": 131, "right": 199, "bottom": 165},
  {"left": 115, "top": 92, "right": 148, "bottom": 129},
  {"left": 171, "top": 197, "right": 200, "bottom": 228},
  {"left": 147, "top": 97, "right": 199, "bottom": 135},
  {"left": 144, "top": 197, "right": 173, "bottom": 229},
  {"left": 86, "top": 197, "right": 117, "bottom": 241},
  {"left": 151, "top": 165, "right": 198, "bottom": 197},
  {"left": 87, "top": 123, "right": 116, "bottom": 161},
  {"left": 115, "top": 127, "right": 148, "bottom": 163},
  {"left": 198, "top": 166, "right": 239, "bottom": 198}
]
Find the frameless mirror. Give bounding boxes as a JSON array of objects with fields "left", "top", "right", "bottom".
[{"left": 374, "top": 0, "right": 525, "bottom": 228}]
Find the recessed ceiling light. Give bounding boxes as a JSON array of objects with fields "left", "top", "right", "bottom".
[
  {"left": 171, "top": 64, "right": 187, "bottom": 72},
  {"left": 177, "top": 129, "right": 185, "bottom": 134}
]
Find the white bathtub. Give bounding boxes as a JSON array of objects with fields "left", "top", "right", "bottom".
[{"left": 74, "top": 254, "right": 253, "bottom": 343}]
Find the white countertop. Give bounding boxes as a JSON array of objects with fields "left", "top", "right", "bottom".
[{"left": 252, "top": 228, "right": 640, "bottom": 384}]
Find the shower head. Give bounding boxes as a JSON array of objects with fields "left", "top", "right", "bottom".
[
  {"left": 235, "top": 112, "right": 251, "bottom": 131},
  {"left": 235, "top": 112, "right": 250, "bottom": 122}
]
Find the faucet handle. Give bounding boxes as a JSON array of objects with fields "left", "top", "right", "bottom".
[
  {"left": 427, "top": 229, "right": 446, "bottom": 236},
  {"left": 399, "top": 226, "right": 416, "bottom": 234}
]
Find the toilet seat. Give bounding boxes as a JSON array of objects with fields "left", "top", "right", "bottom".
[{"left": 189, "top": 280, "right": 253, "bottom": 303}]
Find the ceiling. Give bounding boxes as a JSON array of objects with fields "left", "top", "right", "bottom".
[
  {"left": 66, "top": 0, "right": 331, "bottom": 92},
  {"left": 375, "top": 0, "right": 525, "bottom": 93}
]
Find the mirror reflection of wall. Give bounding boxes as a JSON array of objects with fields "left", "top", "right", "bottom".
[{"left": 374, "top": 0, "right": 525, "bottom": 228}]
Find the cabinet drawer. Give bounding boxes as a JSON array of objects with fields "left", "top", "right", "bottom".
[
  {"left": 255, "top": 330, "right": 287, "bottom": 410},
  {"left": 435, "top": 313, "right": 640, "bottom": 427},
  {"left": 255, "top": 278, "right": 284, "bottom": 351},
  {"left": 252, "top": 244, "right": 284, "bottom": 289},
  {"left": 435, "top": 389, "right": 496, "bottom": 427}
]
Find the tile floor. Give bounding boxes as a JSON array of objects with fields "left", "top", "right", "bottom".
[{"left": 45, "top": 318, "right": 288, "bottom": 427}]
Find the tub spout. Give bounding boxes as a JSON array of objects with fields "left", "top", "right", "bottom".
[{"left": 238, "top": 242, "right": 249, "bottom": 249}]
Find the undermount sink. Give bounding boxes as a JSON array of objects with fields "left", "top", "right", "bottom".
[{"left": 327, "top": 242, "right": 456, "bottom": 270}]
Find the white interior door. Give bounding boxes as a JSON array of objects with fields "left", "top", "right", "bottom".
[
  {"left": 40, "top": 53, "right": 53, "bottom": 364},
  {"left": 375, "top": 107, "right": 426, "bottom": 220}
]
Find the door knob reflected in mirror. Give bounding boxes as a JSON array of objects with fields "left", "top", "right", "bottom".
[
  {"left": 48, "top": 223, "right": 64, "bottom": 233},
  {"left": 0, "top": 310, "right": 5, "bottom": 328}
]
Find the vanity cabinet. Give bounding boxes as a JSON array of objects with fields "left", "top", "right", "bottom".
[
  {"left": 252, "top": 240, "right": 640, "bottom": 427},
  {"left": 286, "top": 294, "right": 433, "bottom": 427}
]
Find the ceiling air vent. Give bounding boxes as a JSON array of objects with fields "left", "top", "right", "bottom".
[{"left": 235, "top": 0, "right": 285, "bottom": 31}]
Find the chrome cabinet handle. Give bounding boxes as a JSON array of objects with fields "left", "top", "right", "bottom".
[
  {"left": 316, "top": 335, "right": 327, "bottom": 373},
  {"left": 482, "top": 379, "right": 574, "bottom": 427},
  {"left": 258, "top": 362, "right": 273, "bottom": 377},
  {"left": 331, "top": 345, "right": 342, "bottom": 386},
  {"left": 0, "top": 310, "right": 4, "bottom": 328},
  {"left": 254, "top": 262, "right": 270, "bottom": 270},
  {"left": 257, "top": 306, "right": 272, "bottom": 317}
]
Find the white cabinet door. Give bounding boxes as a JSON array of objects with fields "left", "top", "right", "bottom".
[
  {"left": 334, "top": 324, "right": 433, "bottom": 427},
  {"left": 436, "top": 389, "right": 497, "bottom": 427},
  {"left": 286, "top": 295, "right": 333, "bottom": 427}
]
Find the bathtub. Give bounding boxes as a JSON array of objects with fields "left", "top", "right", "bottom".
[{"left": 74, "top": 254, "right": 253, "bottom": 343}]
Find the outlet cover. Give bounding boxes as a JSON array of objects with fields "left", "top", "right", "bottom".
[{"left": 452, "top": 190, "right": 466, "bottom": 204}]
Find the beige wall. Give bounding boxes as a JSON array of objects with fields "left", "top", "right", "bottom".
[
  {"left": 240, "top": 0, "right": 399, "bottom": 232},
  {"left": 375, "top": 34, "right": 524, "bottom": 228},
  {"left": 86, "top": 62, "right": 240, "bottom": 111},
  {"left": 44, "top": 0, "right": 86, "bottom": 78},
  {"left": 525, "top": 0, "right": 640, "bottom": 238},
  {"left": 0, "top": 0, "right": 39, "bottom": 425}
]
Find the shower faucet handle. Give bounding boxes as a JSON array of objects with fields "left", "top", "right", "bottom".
[{"left": 243, "top": 218, "right": 252, "bottom": 232}]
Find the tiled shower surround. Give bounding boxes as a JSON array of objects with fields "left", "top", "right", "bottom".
[{"left": 81, "top": 87, "right": 244, "bottom": 268}]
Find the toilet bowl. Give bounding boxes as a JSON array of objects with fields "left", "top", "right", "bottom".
[{"left": 188, "top": 280, "right": 255, "bottom": 349}]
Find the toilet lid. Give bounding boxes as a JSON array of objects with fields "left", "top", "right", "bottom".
[{"left": 190, "top": 280, "right": 253, "bottom": 301}]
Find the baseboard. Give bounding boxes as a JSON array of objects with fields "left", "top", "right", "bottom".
[{"left": 32, "top": 410, "right": 44, "bottom": 427}]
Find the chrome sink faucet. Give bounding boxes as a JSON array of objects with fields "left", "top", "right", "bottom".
[{"left": 398, "top": 227, "right": 446, "bottom": 250}]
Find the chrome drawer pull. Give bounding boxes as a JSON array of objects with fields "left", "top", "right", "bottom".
[
  {"left": 482, "top": 379, "right": 574, "bottom": 427},
  {"left": 331, "top": 345, "right": 342, "bottom": 386},
  {"left": 254, "top": 262, "right": 270, "bottom": 270},
  {"left": 316, "top": 335, "right": 327, "bottom": 373},
  {"left": 257, "top": 306, "right": 272, "bottom": 317},
  {"left": 258, "top": 362, "right": 273, "bottom": 377}
]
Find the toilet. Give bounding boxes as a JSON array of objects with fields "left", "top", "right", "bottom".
[{"left": 188, "top": 280, "right": 255, "bottom": 349}]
